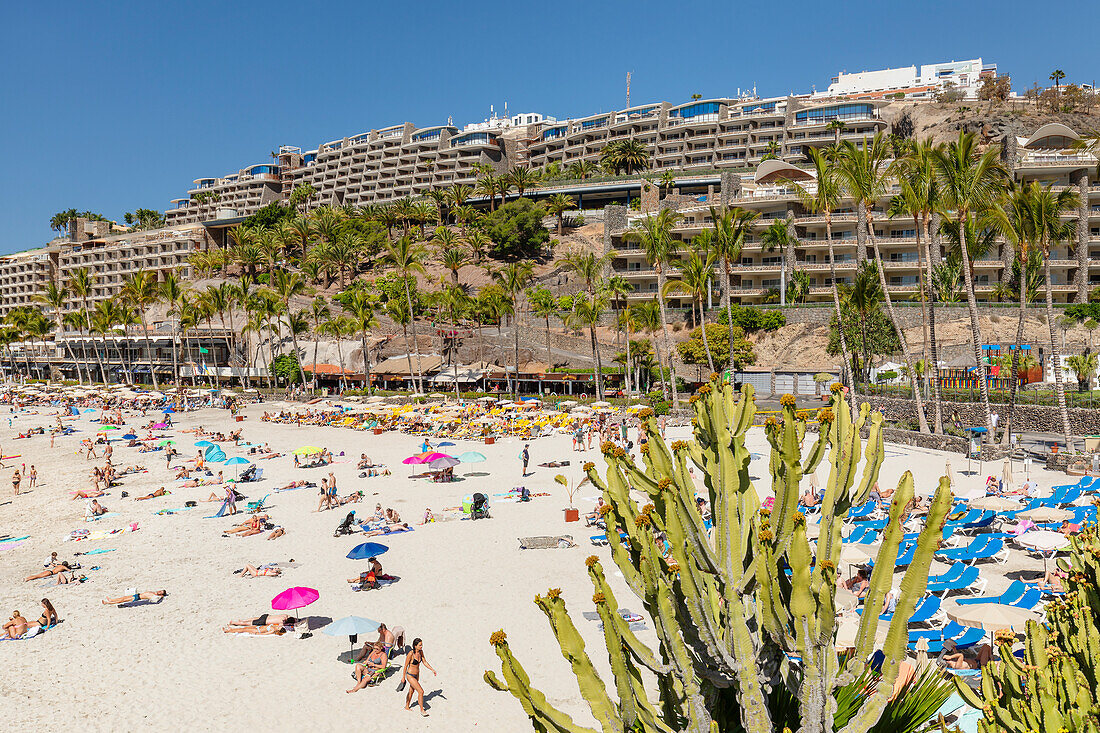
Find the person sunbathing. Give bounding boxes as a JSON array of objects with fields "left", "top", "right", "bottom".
[
  {"left": 72, "top": 489, "right": 105, "bottom": 500},
  {"left": 24, "top": 563, "right": 77, "bottom": 581},
  {"left": 276, "top": 480, "right": 311, "bottom": 492},
  {"left": 799, "top": 488, "right": 821, "bottom": 508},
  {"left": 224, "top": 515, "right": 267, "bottom": 536},
  {"left": 1058, "top": 520, "right": 1082, "bottom": 536},
  {"left": 239, "top": 564, "right": 282, "bottom": 578},
  {"left": 2, "top": 611, "right": 29, "bottom": 639},
  {"left": 942, "top": 641, "right": 992, "bottom": 670},
  {"left": 585, "top": 498, "right": 606, "bottom": 525},
  {"left": 135, "top": 488, "right": 170, "bottom": 501},
  {"left": 336, "top": 491, "right": 364, "bottom": 506},
  {"left": 1028, "top": 569, "right": 1066, "bottom": 593},
  {"left": 88, "top": 499, "right": 108, "bottom": 516},
  {"left": 348, "top": 570, "right": 380, "bottom": 590},
  {"left": 347, "top": 643, "right": 389, "bottom": 693},
  {"left": 223, "top": 614, "right": 297, "bottom": 634},
  {"left": 841, "top": 568, "right": 870, "bottom": 598},
  {"left": 385, "top": 508, "right": 401, "bottom": 523},
  {"left": 360, "top": 523, "right": 410, "bottom": 537},
  {"left": 102, "top": 590, "right": 167, "bottom": 605}
]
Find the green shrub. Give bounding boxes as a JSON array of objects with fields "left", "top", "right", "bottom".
[{"left": 716, "top": 305, "right": 786, "bottom": 332}]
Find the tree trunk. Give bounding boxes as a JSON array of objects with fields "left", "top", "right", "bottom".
[
  {"left": 334, "top": 336, "right": 346, "bottom": 393},
  {"left": 920, "top": 215, "right": 943, "bottom": 434},
  {"left": 1045, "top": 252, "right": 1075, "bottom": 452},
  {"left": 513, "top": 307, "right": 521, "bottom": 401},
  {"left": 83, "top": 303, "right": 107, "bottom": 384},
  {"left": 868, "top": 218, "right": 929, "bottom": 433},
  {"left": 624, "top": 331, "right": 633, "bottom": 395},
  {"left": 58, "top": 319, "right": 82, "bottom": 385},
  {"left": 589, "top": 325, "right": 604, "bottom": 400},
  {"left": 855, "top": 200, "right": 868, "bottom": 265},
  {"left": 723, "top": 258, "right": 736, "bottom": 370},
  {"left": 1005, "top": 256, "right": 1027, "bottom": 445},
  {"left": 697, "top": 296, "right": 715, "bottom": 375},
  {"left": 544, "top": 317, "right": 552, "bottom": 367},
  {"left": 956, "top": 212, "right": 994, "bottom": 431},
  {"left": 360, "top": 333, "right": 372, "bottom": 395},
  {"left": 825, "top": 216, "right": 858, "bottom": 414},
  {"left": 403, "top": 278, "right": 424, "bottom": 394},
  {"left": 139, "top": 313, "right": 160, "bottom": 390},
  {"left": 656, "top": 264, "right": 679, "bottom": 409},
  {"left": 169, "top": 319, "right": 180, "bottom": 390}
]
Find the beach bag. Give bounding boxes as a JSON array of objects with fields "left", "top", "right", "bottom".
[{"left": 396, "top": 677, "right": 406, "bottom": 692}]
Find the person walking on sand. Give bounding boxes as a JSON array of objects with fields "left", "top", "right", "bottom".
[
  {"left": 520, "top": 444, "right": 529, "bottom": 476},
  {"left": 402, "top": 638, "right": 437, "bottom": 716},
  {"left": 12, "top": 469, "right": 21, "bottom": 496},
  {"left": 28, "top": 465, "right": 36, "bottom": 490}
]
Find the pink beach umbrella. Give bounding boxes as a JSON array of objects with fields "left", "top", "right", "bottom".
[{"left": 272, "top": 586, "right": 319, "bottom": 616}]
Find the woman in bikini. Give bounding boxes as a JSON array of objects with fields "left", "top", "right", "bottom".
[
  {"left": 239, "top": 564, "right": 282, "bottom": 578},
  {"left": 347, "top": 642, "right": 389, "bottom": 693},
  {"left": 402, "top": 638, "right": 437, "bottom": 716},
  {"left": 24, "top": 562, "right": 76, "bottom": 581},
  {"left": 222, "top": 614, "right": 297, "bottom": 634},
  {"left": 35, "top": 598, "right": 58, "bottom": 629}
]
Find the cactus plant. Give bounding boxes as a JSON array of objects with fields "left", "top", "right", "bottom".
[
  {"left": 486, "top": 380, "right": 954, "bottom": 732},
  {"left": 953, "top": 523, "right": 1100, "bottom": 732}
]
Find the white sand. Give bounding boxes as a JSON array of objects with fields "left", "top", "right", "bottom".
[{"left": 0, "top": 401, "right": 1056, "bottom": 731}]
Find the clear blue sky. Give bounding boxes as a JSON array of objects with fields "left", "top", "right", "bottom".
[{"left": 2, "top": 0, "right": 1097, "bottom": 253}]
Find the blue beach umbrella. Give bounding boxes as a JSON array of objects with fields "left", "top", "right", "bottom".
[
  {"left": 346, "top": 542, "right": 389, "bottom": 560},
  {"left": 225, "top": 456, "right": 251, "bottom": 479},
  {"left": 122, "top": 433, "right": 137, "bottom": 440},
  {"left": 436, "top": 441, "right": 456, "bottom": 447},
  {"left": 205, "top": 445, "right": 226, "bottom": 462},
  {"left": 195, "top": 440, "right": 214, "bottom": 448}
]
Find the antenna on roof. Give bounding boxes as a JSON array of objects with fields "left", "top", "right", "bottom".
[{"left": 626, "top": 71, "right": 632, "bottom": 109}]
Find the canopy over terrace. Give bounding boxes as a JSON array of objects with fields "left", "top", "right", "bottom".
[
  {"left": 483, "top": 362, "right": 622, "bottom": 396},
  {"left": 372, "top": 354, "right": 445, "bottom": 389}
]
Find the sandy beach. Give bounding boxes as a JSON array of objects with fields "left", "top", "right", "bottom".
[{"left": 0, "top": 398, "right": 1058, "bottom": 731}]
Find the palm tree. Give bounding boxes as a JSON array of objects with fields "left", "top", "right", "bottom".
[
  {"left": 891, "top": 139, "right": 944, "bottom": 432},
  {"left": 843, "top": 263, "right": 886, "bottom": 385},
  {"left": 493, "top": 262, "right": 534, "bottom": 400},
  {"left": 476, "top": 286, "right": 508, "bottom": 367},
  {"left": 1031, "top": 183, "right": 1081, "bottom": 450},
  {"left": 566, "top": 290, "right": 610, "bottom": 400},
  {"left": 560, "top": 250, "right": 612, "bottom": 294},
  {"left": 384, "top": 300, "right": 416, "bottom": 390},
  {"left": 604, "top": 275, "right": 633, "bottom": 351},
  {"left": 320, "top": 315, "right": 352, "bottom": 392},
  {"left": 631, "top": 300, "right": 662, "bottom": 392},
  {"left": 160, "top": 272, "right": 189, "bottom": 388},
  {"left": 664, "top": 249, "right": 718, "bottom": 374},
  {"left": 347, "top": 290, "right": 379, "bottom": 393},
  {"left": 91, "top": 299, "right": 128, "bottom": 383},
  {"left": 69, "top": 268, "right": 107, "bottom": 384},
  {"left": 505, "top": 166, "right": 541, "bottom": 197},
  {"left": 567, "top": 160, "right": 599, "bottom": 180},
  {"left": 789, "top": 148, "right": 858, "bottom": 408},
  {"left": 1066, "top": 351, "right": 1098, "bottom": 392},
  {"left": 838, "top": 132, "right": 929, "bottom": 433},
  {"left": 120, "top": 272, "right": 163, "bottom": 389},
  {"left": 384, "top": 236, "right": 428, "bottom": 393},
  {"left": 1050, "top": 69, "right": 1066, "bottom": 100},
  {"left": 544, "top": 193, "right": 576, "bottom": 237},
  {"left": 932, "top": 131, "right": 1009, "bottom": 432},
  {"left": 307, "top": 296, "right": 330, "bottom": 389},
  {"left": 35, "top": 281, "right": 83, "bottom": 384},
  {"left": 760, "top": 217, "right": 797, "bottom": 306},
  {"left": 271, "top": 269, "right": 309, "bottom": 373},
  {"left": 282, "top": 310, "right": 310, "bottom": 386},
  {"left": 825, "top": 119, "right": 846, "bottom": 151},
  {"left": 989, "top": 182, "right": 1037, "bottom": 444},
  {"left": 624, "top": 209, "right": 683, "bottom": 407},
  {"left": 708, "top": 206, "right": 758, "bottom": 367},
  {"left": 477, "top": 173, "right": 500, "bottom": 212},
  {"left": 527, "top": 286, "right": 558, "bottom": 366}
]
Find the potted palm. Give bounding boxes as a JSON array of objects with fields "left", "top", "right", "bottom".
[{"left": 556, "top": 473, "right": 588, "bottom": 522}]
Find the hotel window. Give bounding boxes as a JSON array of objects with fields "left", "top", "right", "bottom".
[
  {"left": 670, "top": 102, "right": 721, "bottom": 122},
  {"left": 795, "top": 103, "right": 874, "bottom": 125}
]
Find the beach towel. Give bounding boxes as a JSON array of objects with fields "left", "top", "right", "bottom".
[
  {"left": 80, "top": 548, "right": 115, "bottom": 556},
  {"left": 204, "top": 500, "right": 230, "bottom": 519},
  {"left": 85, "top": 512, "right": 120, "bottom": 522},
  {"left": 518, "top": 535, "right": 575, "bottom": 550},
  {"left": 0, "top": 540, "right": 26, "bottom": 553}
]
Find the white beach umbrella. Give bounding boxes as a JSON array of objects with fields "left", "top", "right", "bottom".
[
  {"left": 969, "top": 496, "right": 1021, "bottom": 513},
  {"left": 947, "top": 603, "right": 1038, "bottom": 634},
  {"left": 1016, "top": 529, "right": 1070, "bottom": 553},
  {"left": 1017, "top": 507, "right": 1073, "bottom": 523}
]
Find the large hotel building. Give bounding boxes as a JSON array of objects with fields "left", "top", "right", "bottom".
[{"left": 4, "top": 56, "right": 1098, "bottom": 332}]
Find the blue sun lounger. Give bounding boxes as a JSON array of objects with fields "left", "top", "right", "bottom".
[
  {"left": 936, "top": 536, "right": 1006, "bottom": 565},
  {"left": 926, "top": 563, "right": 985, "bottom": 596},
  {"left": 908, "top": 620, "right": 985, "bottom": 653},
  {"left": 955, "top": 579, "right": 1026, "bottom": 606}
]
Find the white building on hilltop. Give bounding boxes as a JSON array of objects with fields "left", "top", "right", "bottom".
[{"left": 820, "top": 58, "right": 996, "bottom": 100}]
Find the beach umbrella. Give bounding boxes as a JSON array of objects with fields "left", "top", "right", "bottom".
[
  {"left": 591, "top": 401, "right": 611, "bottom": 408},
  {"left": 322, "top": 616, "right": 381, "bottom": 651},
  {"left": 429, "top": 456, "right": 461, "bottom": 469},
  {"left": 834, "top": 587, "right": 859, "bottom": 611},
  {"left": 835, "top": 617, "right": 890, "bottom": 649},
  {"left": 969, "top": 496, "right": 1021, "bottom": 512},
  {"left": 97, "top": 425, "right": 119, "bottom": 432},
  {"left": 292, "top": 446, "right": 322, "bottom": 455},
  {"left": 1017, "top": 529, "right": 1071, "bottom": 572},
  {"left": 83, "top": 409, "right": 97, "bottom": 413},
  {"left": 122, "top": 433, "right": 137, "bottom": 440},
  {"left": 157, "top": 439, "right": 175, "bottom": 447},
  {"left": 225, "top": 456, "right": 251, "bottom": 479},
  {"left": 839, "top": 544, "right": 875, "bottom": 566},
  {"left": 457, "top": 451, "right": 486, "bottom": 463},
  {"left": 346, "top": 542, "right": 389, "bottom": 560},
  {"left": 947, "top": 603, "right": 1038, "bottom": 634},
  {"left": 1001, "top": 459, "right": 1014, "bottom": 493},
  {"left": 402, "top": 455, "right": 427, "bottom": 465},
  {"left": 420, "top": 452, "right": 453, "bottom": 462},
  {"left": 153, "top": 422, "right": 168, "bottom": 429},
  {"left": 205, "top": 445, "right": 226, "bottom": 462},
  {"left": 195, "top": 440, "right": 214, "bottom": 448},
  {"left": 271, "top": 587, "right": 319, "bottom": 615},
  {"left": 1017, "top": 507, "right": 1072, "bottom": 523},
  {"left": 437, "top": 441, "right": 456, "bottom": 447},
  {"left": 163, "top": 407, "right": 175, "bottom": 413}
]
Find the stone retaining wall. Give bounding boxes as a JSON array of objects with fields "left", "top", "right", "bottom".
[{"left": 857, "top": 394, "right": 1100, "bottom": 437}]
